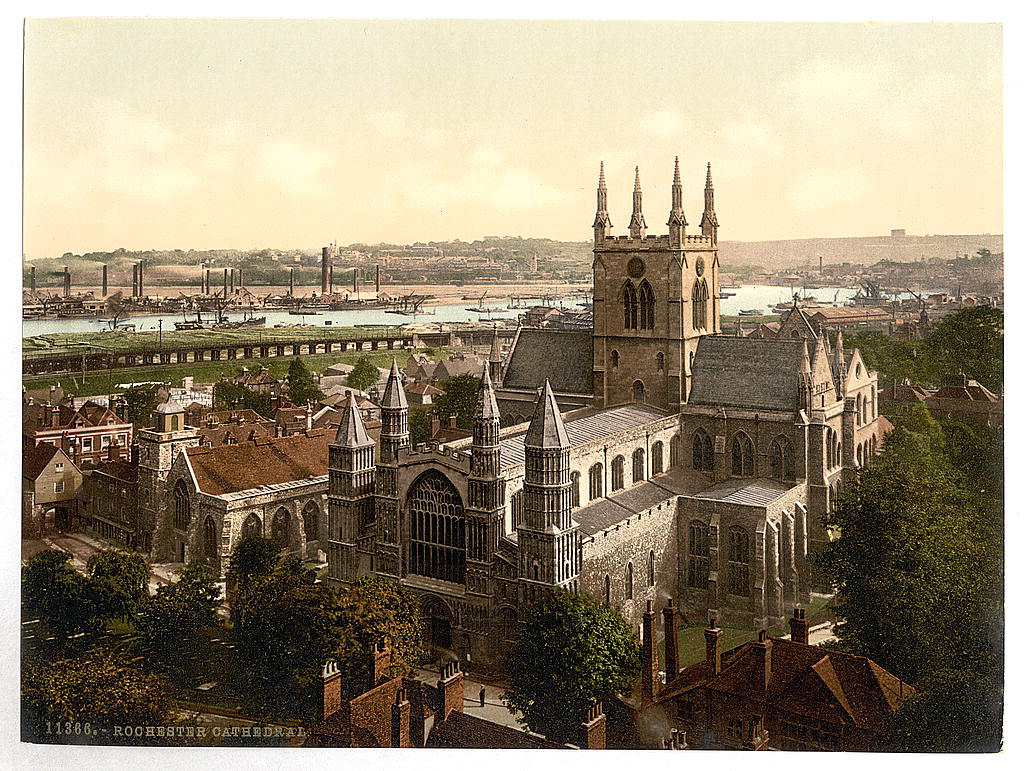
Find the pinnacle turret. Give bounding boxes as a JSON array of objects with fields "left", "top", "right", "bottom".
[
  {"left": 593, "top": 161, "right": 612, "bottom": 232},
  {"left": 474, "top": 366, "right": 501, "bottom": 422},
  {"left": 333, "top": 393, "right": 372, "bottom": 448},
  {"left": 628, "top": 166, "right": 647, "bottom": 238},
  {"left": 380, "top": 358, "right": 407, "bottom": 410},
  {"left": 525, "top": 380, "right": 570, "bottom": 449},
  {"left": 700, "top": 162, "right": 719, "bottom": 238},
  {"left": 667, "top": 156, "right": 687, "bottom": 228}
]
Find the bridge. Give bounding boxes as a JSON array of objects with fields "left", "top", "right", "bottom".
[{"left": 22, "top": 327, "right": 518, "bottom": 376}]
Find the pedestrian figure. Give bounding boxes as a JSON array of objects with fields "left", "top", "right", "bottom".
[{"left": 479, "top": 687, "right": 486, "bottom": 707}]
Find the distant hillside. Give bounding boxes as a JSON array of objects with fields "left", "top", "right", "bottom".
[{"left": 717, "top": 233, "right": 1004, "bottom": 270}]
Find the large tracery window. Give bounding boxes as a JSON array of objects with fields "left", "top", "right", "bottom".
[
  {"left": 688, "top": 520, "right": 709, "bottom": 588},
  {"left": 728, "top": 526, "right": 750, "bottom": 597},
  {"left": 638, "top": 280, "right": 655, "bottom": 330},
  {"left": 730, "top": 433, "right": 754, "bottom": 477},
  {"left": 408, "top": 470, "right": 466, "bottom": 584},
  {"left": 622, "top": 282, "right": 639, "bottom": 329},
  {"left": 769, "top": 436, "right": 795, "bottom": 481},
  {"left": 174, "top": 480, "right": 191, "bottom": 531},
  {"left": 692, "top": 278, "right": 710, "bottom": 330},
  {"left": 693, "top": 429, "right": 714, "bottom": 472}
]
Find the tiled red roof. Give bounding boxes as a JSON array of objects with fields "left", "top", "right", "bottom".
[
  {"left": 658, "top": 636, "right": 912, "bottom": 732},
  {"left": 23, "top": 442, "right": 62, "bottom": 479},
  {"left": 91, "top": 459, "right": 139, "bottom": 484},
  {"left": 23, "top": 400, "right": 126, "bottom": 435},
  {"left": 186, "top": 429, "right": 332, "bottom": 495}
]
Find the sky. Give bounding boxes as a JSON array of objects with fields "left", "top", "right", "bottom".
[{"left": 22, "top": 19, "right": 1003, "bottom": 258}]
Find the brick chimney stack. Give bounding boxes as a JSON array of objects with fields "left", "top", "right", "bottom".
[
  {"left": 662, "top": 598, "right": 681, "bottom": 678},
  {"left": 789, "top": 607, "right": 809, "bottom": 645},
  {"left": 437, "top": 661, "right": 465, "bottom": 722},
  {"left": 705, "top": 618, "right": 722, "bottom": 677},
  {"left": 321, "top": 660, "right": 343, "bottom": 719},
  {"left": 391, "top": 688, "right": 412, "bottom": 748},
  {"left": 753, "top": 629, "right": 773, "bottom": 692},
  {"left": 578, "top": 702, "right": 606, "bottom": 749},
  {"left": 369, "top": 640, "right": 392, "bottom": 688},
  {"left": 743, "top": 714, "right": 770, "bottom": 750},
  {"left": 641, "top": 600, "right": 660, "bottom": 702}
]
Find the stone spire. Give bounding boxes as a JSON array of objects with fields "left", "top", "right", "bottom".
[
  {"left": 525, "top": 380, "right": 570, "bottom": 449},
  {"left": 593, "top": 161, "right": 612, "bottom": 240},
  {"left": 474, "top": 366, "right": 501, "bottom": 423},
  {"left": 488, "top": 325, "right": 503, "bottom": 384},
  {"left": 628, "top": 166, "right": 647, "bottom": 239},
  {"left": 334, "top": 393, "right": 372, "bottom": 448},
  {"left": 700, "top": 162, "right": 719, "bottom": 240},
  {"left": 667, "top": 156, "right": 687, "bottom": 228},
  {"left": 380, "top": 358, "right": 407, "bottom": 410}
]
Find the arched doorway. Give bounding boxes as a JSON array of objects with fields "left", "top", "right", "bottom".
[
  {"left": 271, "top": 507, "right": 292, "bottom": 552},
  {"left": 421, "top": 595, "right": 455, "bottom": 660}
]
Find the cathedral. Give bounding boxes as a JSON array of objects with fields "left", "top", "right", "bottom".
[{"left": 323, "top": 159, "right": 882, "bottom": 672}]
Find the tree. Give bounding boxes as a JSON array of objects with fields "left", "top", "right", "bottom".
[
  {"left": 503, "top": 590, "right": 640, "bottom": 743},
  {"left": 925, "top": 306, "right": 1003, "bottom": 393},
  {"left": 85, "top": 549, "right": 150, "bottom": 623},
  {"left": 408, "top": 406, "right": 431, "bottom": 446},
  {"left": 119, "top": 385, "right": 158, "bottom": 430},
  {"left": 136, "top": 562, "right": 221, "bottom": 656},
  {"left": 22, "top": 650, "right": 173, "bottom": 742},
  {"left": 286, "top": 357, "right": 323, "bottom": 406},
  {"left": 232, "top": 561, "right": 340, "bottom": 719},
  {"left": 22, "top": 550, "right": 101, "bottom": 637},
  {"left": 225, "top": 535, "right": 282, "bottom": 617},
  {"left": 430, "top": 373, "right": 481, "bottom": 432},
  {"left": 334, "top": 577, "right": 424, "bottom": 696},
  {"left": 347, "top": 356, "right": 380, "bottom": 392},
  {"left": 813, "top": 404, "right": 1002, "bottom": 751},
  {"left": 213, "top": 381, "right": 274, "bottom": 419}
]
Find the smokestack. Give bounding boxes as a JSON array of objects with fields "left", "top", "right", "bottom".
[
  {"left": 376, "top": 264, "right": 380, "bottom": 295},
  {"left": 289, "top": 267, "right": 295, "bottom": 297},
  {"left": 205, "top": 268, "right": 211, "bottom": 295},
  {"left": 353, "top": 267, "right": 358, "bottom": 294},
  {"left": 63, "top": 266, "right": 70, "bottom": 297},
  {"left": 132, "top": 264, "right": 138, "bottom": 297},
  {"left": 101, "top": 264, "right": 108, "bottom": 296},
  {"left": 229, "top": 268, "right": 234, "bottom": 294},
  {"left": 137, "top": 262, "right": 143, "bottom": 297},
  {"left": 30, "top": 266, "right": 36, "bottom": 292},
  {"left": 223, "top": 268, "right": 229, "bottom": 295},
  {"left": 329, "top": 264, "right": 334, "bottom": 296},
  {"left": 236, "top": 268, "right": 243, "bottom": 291},
  {"left": 819, "top": 255, "right": 823, "bottom": 275},
  {"left": 321, "top": 246, "right": 329, "bottom": 294}
]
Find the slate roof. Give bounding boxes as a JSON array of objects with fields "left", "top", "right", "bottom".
[
  {"left": 573, "top": 470, "right": 686, "bottom": 536},
  {"left": 186, "top": 429, "right": 331, "bottom": 496},
  {"left": 658, "top": 636, "right": 912, "bottom": 733},
  {"left": 688, "top": 336, "right": 806, "bottom": 412},
  {"left": 684, "top": 478, "right": 792, "bottom": 507},
  {"left": 501, "top": 328, "right": 593, "bottom": 395},
  {"left": 91, "top": 459, "right": 138, "bottom": 484},
  {"left": 496, "top": 403, "right": 666, "bottom": 470},
  {"left": 23, "top": 442, "right": 61, "bottom": 479}
]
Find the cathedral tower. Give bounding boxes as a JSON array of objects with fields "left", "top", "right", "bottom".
[
  {"left": 327, "top": 393, "right": 376, "bottom": 582},
  {"left": 518, "top": 380, "right": 580, "bottom": 600},
  {"left": 465, "top": 367, "right": 506, "bottom": 594},
  {"left": 592, "top": 160, "right": 721, "bottom": 412},
  {"left": 374, "top": 359, "right": 408, "bottom": 579}
]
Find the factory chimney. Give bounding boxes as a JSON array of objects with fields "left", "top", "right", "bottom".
[
  {"left": 375, "top": 264, "right": 380, "bottom": 296},
  {"left": 101, "top": 264, "right": 108, "bottom": 296},
  {"left": 321, "top": 246, "right": 330, "bottom": 294},
  {"left": 63, "top": 266, "right": 70, "bottom": 297},
  {"left": 289, "top": 267, "right": 295, "bottom": 297},
  {"left": 30, "top": 266, "right": 36, "bottom": 292}
]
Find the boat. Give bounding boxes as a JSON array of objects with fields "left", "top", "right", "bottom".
[
  {"left": 738, "top": 309, "right": 764, "bottom": 316},
  {"left": 719, "top": 291, "right": 736, "bottom": 298},
  {"left": 289, "top": 309, "right": 321, "bottom": 316},
  {"left": 174, "top": 320, "right": 210, "bottom": 330}
]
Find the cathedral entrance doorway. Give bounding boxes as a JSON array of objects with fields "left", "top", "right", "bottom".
[{"left": 421, "top": 595, "right": 455, "bottom": 661}]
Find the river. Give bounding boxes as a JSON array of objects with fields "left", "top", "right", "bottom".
[{"left": 22, "top": 285, "right": 883, "bottom": 339}]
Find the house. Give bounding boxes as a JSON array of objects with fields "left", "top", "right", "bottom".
[
  {"left": 924, "top": 375, "right": 1002, "bottom": 427},
  {"left": 23, "top": 442, "right": 82, "bottom": 537},
  {"left": 226, "top": 366, "right": 283, "bottom": 397},
  {"left": 647, "top": 605, "right": 913, "bottom": 751},
  {"left": 405, "top": 353, "right": 437, "bottom": 383},
  {"left": 23, "top": 399, "right": 132, "bottom": 467},
  {"left": 432, "top": 353, "right": 488, "bottom": 383},
  {"left": 404, "top": 381, "right": 445, "bottom": 408},
  {"left": 82, "top": 459, "right": 141, "bottom": 549}
]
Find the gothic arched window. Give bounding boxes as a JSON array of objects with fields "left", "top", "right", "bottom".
[
  {"left": 669, "top": 434, "right": 680, "bottom": 468},
  {"left": 241, "top": 513, "right": 261, "bottom": 541},
  {"left": 632, "top": 448, "right": 645, "bottom": 483},
  {"left": 302, "top": 501, "right": 320, "bottom": 542},
  {"left": 203, "top": 516, "right": 218, "bottom": 559},
  {"left": 408, "top": 470, "right": 466, "bottom": 584},
  {"left": 728, "top": 526, "right": 750, "bottom": 597},
  {"left": 769, "top": 436, "right": 794, "bottom": 481},
  {"left": 651, "top": 441, "right": 664, "bottom": 475},
  {"left": 693, "top": 429, "right": 714, "bottom": 472},
  {"left": 688, "top": 520, "right": 709, "bottom": 588},
  {"left": 588, "top": 463, "right": 603, "bottom": 501},
  {"left": 511, "top": 490, "right": 524, "bottom": 530},
  {"left": 730, "top": 432, "right": 754, "bottom": 477},
  {"left": 271, "top": 507, "right": 292, "bottom": 551},
  {"left": 610, "top": 350, "right": 620, "bottom": 369},
  {"left": 692, "top": 278, "right": 709, "bottom": 330},
  {"left": 174, "top": 480, "right": 191, "bottom": 531},
  {"left": 656, "top": 352, "right": 665, "bottom": 372},
  {"left": 856, "top": 394, "right": 863, "bottom": 426},
  {"left": 625, "top": 562, "right": 634, "bottom": 600},
  {"left": 569, "top": 471, "right": 581, "bottom": 509},
  {"left": 638, "top": 280, "right": 655, "bottom": 330},
  {"left": 611, "top": 455, "right": 625, "bottom": 491},
  {"left": 632, "top": 380, "right": 646, "bottom": 403},
  {"left": 622, "top": 282, "right": 639, "bottom": 329}
]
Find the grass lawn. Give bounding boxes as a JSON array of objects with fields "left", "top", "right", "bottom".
[{"left": 22, "top": 345, "right": 484, "bottom": 397}]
